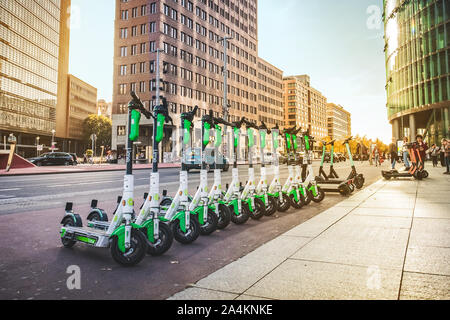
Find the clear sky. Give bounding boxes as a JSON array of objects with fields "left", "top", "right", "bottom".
[{"left": 69, "top": 0, "right": 391, "bottom": 143}]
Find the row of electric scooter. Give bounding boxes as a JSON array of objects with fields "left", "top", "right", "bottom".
[{"left": 59, "top": 93, "right": 365, "bottom": 266}]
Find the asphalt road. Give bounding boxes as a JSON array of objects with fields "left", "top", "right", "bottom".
[{"left": 0, "top": 161, "right": 385, "bottom": 300}]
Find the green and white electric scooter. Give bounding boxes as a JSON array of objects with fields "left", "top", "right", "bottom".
[
  {"left": 206, "top": 114, "right": 233, "bottom": 229},
  {"left": 222, "top": 118, "right": 251, "bottom": 224},
  {"left": 255, "top": 122, "right": 278, "bottom": 216},
  {"left": 60, "top": 92, "right": 149, "bottom": 266},
  {"left": 267, "top": 124, "right": 291, "bottom": 212},
  {"left": 299, "top": 130, "right": 325, "bottom": 203},
  {"left": 86, "top": 93, "right": 175, "bottom": 256},
  {"left": 161, "top": 107, "right": 202, "bottom": 244},
  {"left": 240, "top": 118, "right": 266, "bottom": 220},
  {"left": 185, "top": 109, "right": 219, "bottom": 236},
  {"left": 281, "top": 126, "right": 304, "bottom": 210}
]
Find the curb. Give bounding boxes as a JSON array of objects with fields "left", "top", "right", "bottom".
[{"left": 0, "top": 165, "right": 181, "bottom": 177}]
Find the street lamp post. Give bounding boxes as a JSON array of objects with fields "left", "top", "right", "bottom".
[
  {"left": 36, "top": 136, "right": 40, "bottom": 157},
  {"left": 51, "top": 129, "right": 56, "bottom": 152},
  {"left": 218, "top": 36, "right": 233, "bottom": 159}
]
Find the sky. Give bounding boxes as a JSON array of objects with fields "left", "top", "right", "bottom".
[{"left": 69, "top": 0, "right": 391, "bottom": 143}]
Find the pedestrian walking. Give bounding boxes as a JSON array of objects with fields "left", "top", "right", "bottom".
[
  {"left": 374, "top": 146, "right": 380, "bottom": 167},
  {"left": 415, "top": 135, "right": 429, "bottom": 167},
  {"left": 443, "top": 139, "right": 450, "bottom": 175},
  {"left": 389, "top": 139, "right": 398, "bottom": 170},
  {"left": 440, "top": 138, "right": 446, "bottom": 167},
  {"left": 428, "top": 144, "right": 440, "bottom": 168},
  {"left": 402, "top": 137, "right": 410, "bottom": 170}
]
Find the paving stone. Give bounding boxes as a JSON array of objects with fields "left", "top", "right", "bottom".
[
  {"left": 359, "top": 198, "right": 415, "bottom": 209},
  {"left": 194, "top": 236, "right": 311, "bottom": 294},
  {"left": 291, "top": 215, "right": 411, "bottom": 269},
  {"left": 404, "top": 246, "right": 450, "bottom": 276},
  {"left": 245, "top": 259, "right": 402, "bottom": 300},
  {"left": 409, "top": 218, "right": 450, "bottom": 248},
  {"left": 283, "top": 207, "right": 353, "bottom": 238},
  {"left": 351, "top": 207, "right": 413, "bottom": 218},
  {"left": 168, "top": 287, "right": 237, "bottom": 300},
  {"left": 399, "top": 272, "right": 450, "bottom": 300},
  {"left": 414, "top": 203, "right": 450, "bottom": 219}
]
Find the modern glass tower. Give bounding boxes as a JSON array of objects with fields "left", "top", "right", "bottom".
[
  {"left": 384, "top": 0, "right": 449, "bottom": 144},
  {"left": 0, "top": 0, "right": 70, "bottom": 157}
]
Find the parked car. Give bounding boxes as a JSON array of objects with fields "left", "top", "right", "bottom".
[
  {"left": 28, "top": 152, "right": 75, "bottom": 166},
  {"left": 184, "top": 148, "right": 229, "bottom": 172},
  {"left": 69, "top": 153, "right": 78, "bottom": 165}
]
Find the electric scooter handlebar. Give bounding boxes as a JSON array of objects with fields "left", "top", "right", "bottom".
[
  {"left": 202, "top": 110, "right": 215, "bottom": 126},
  {"left": 152, "top": 96, "right": 173, "bottom": 125},
  {"left": 129, "top": 91, "right": 153, "bottom": 119},
  {"left": 258, "top": 121, "right": 271, "bottom": 135},
  {"left": 271, "top": 123, "right": 280, "bottom": 132},
  {"left": 241, "top": 118, "right": 258, "bottom": 130},
  {"left": 213, "top": 117, "right": 233, "bottom": 127},
  {"left": 181, "top": 106, "right": 198, "bottom": 124}
]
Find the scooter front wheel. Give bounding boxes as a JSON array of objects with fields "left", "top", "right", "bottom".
[
  {"left": 289, "top": 193, "right": 304, "bottom": 209},
  {"left": 217, "top": 204, "right": 231, "bottom": 230},
  {"left": 172, "top": 214, "right": 200, "bottom": 245},
  {"left": 311, "top": 187, "right": 325, "bottom": 203},
  {"left": 247, "top": 198, "right": 265, "bottom": 220},
  {"left": 230, "top": 203, "right": 250, "bottom": 225},
  {"left": 199, "top": 208, "right": 219, "bottom": 236},
  {"left": 354, "top": 175, "right": 365, "bottom": 189},
  {"left": 147, "top": 222, "right": 174, "bottom": 256},
  {"left": 277, "top": 193, "right": 291, "bottom": 213},
  {"left": 110, "top": 229, "right": 147, "bottom": 267},
  {"left": 264, "top": 196, "right": 278, "bottom": 216}
]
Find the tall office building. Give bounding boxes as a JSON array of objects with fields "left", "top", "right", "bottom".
[
  {"left": 112, "top": 0, "right": 260, "bottom": 159},
  {"left": 283, "top": 75, "right": 328, "bottom": 140},
  {"left": 384, "top": 0, "right": 449, "bottom": 144},
  {"left": 0, "top": 0, "right": 71, "bottom": 157},
  {"left": 327, "top": 103, "right": 351, "bottom": 141},
  {"left": 257, "top": 57, "right": 284, "bottom": 127}
]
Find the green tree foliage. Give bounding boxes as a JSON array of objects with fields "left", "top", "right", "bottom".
[{"left": 83, "top": 115, "right": 112, "bottom": 148}]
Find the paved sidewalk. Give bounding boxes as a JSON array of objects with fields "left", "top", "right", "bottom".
[
  {"left": 0, "top": 163, "right": 180, "bottom": 176},
  {"left": 169, "top": 167, "right": 450, "bottom": 300}
]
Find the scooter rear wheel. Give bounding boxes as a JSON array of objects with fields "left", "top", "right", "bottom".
[
  {"left": 247, "top": 198, "right": 265, "bottom": 220},
  {"left": 264, "top": 195, "right": 278, "bottom": 216},
  {"left": 111, "top": 229, "right": 147, "bottom": 267},
  {"left": 230, "top": 203, "right": 250, "bottom": 225},
  {"left": 289, "top": 193, "right": 304, "bottom": 209},
  {"left": 199, "top": 208, "right": 219, "bottom": 236},
  {"left": 61, "top": 216, "right": 77, "bottom": 248},
  {"left": 339, "top": 185, "right": 351, "bottom": 196},
  {"left": 172, "top": 214, "right": 200, "bottom": 245},
  {"left": 217, "top": 204, "right": 231, "bottom": 230},
  {"left": 147, "top": 222, "right": 174, "bottom": 256},
  {"left": 302, "top": 189, "right": 312, "bottom": 206},
  {"left": 277, "top": 193, "right": 291, "bottom": 213}
]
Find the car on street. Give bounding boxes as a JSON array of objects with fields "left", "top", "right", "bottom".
[
  {"left": 184, "top": 148, "right": 230, "bottom": 172},
  {"left": 28, "top": 152, "right": 75, "bottom": 166},
  {"left": 69, "top": 153, "right": 79, "bottom": 165}
]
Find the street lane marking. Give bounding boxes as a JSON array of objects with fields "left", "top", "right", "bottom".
[{"left": 0, "top": 188, "right": 21, "bottom": 191}]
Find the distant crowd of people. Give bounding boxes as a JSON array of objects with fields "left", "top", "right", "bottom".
[{"left": 384, "top": 135, "right": 450, "bottom": 175}]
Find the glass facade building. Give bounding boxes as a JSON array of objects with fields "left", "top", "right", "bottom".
[
  {"left": 384, "top": 0, "right": 449, "bottom": 144},
  {"left": 0, "top": 0, "right": 66, "bottom": 157}
]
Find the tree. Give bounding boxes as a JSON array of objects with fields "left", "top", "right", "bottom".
[{"left": 83, "top": 115, "right": 112, "bottom": 150}]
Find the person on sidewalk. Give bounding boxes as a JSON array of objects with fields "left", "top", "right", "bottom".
[
  {"left": 402, "top": 137, "right": 410, "bottom": 170},
  {"left": 415, "top": 135, "right": 429, "bottom": 167},
  {"left": 428, "top": 144, "right": 440, "bottom": 168},
  {"left": 368, "top": 140, "right": 374, "bottom": 166},
  {"left": 388, "top": 139, "right": 398, "bottom": 170},
  {"left": 440, "top": 138, "right": 446, "bottom": 167},
  {"left": 374, "top": 146, "right": 381, "bottom": 167},
  {"left": 443, "top": 139, "right": 450, "bottom": 175}
]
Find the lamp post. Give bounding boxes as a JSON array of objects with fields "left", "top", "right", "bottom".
[
  {"left": 218, "top": 36, "right": 233, "bottom": 159},
  {"left": 36, "top": 136, "right": 40, "bottom": 157},
  {"left": 51, "top": 129, "right": 56, "bottom": 152}
]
